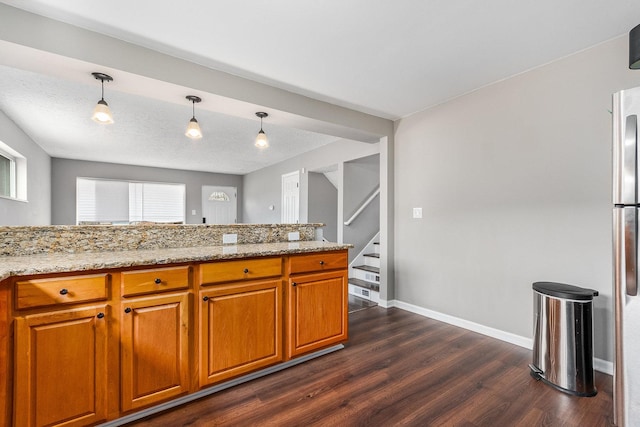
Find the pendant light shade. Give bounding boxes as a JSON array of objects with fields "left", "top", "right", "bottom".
[
  {"left": 91, "top": 72, "right": 114, "bottom": 124},
  {"left": 631, "top": 23, "right": 640, "bottom": 69},
  {"left": 255, "top": 112, "right": 269, "bottom": 148},
  {"left": 185, "top": 95, "right": 203, "bottom": 139}
]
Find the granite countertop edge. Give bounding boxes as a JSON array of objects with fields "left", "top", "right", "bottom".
[{"left": 0, "top": 241, "right": 353, "bottom": 281}]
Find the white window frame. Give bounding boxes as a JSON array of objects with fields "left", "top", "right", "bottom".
[{"left": 0, "top": 141, "right": 27, "bottom": 202}]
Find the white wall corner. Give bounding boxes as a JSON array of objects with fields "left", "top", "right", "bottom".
[{"left": 377, "top": 299, "right": 396, "bottom": 309}]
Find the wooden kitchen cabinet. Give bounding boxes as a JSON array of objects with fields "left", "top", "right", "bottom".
[
  {"left": 286, "top": 251, "right": 348, "bottom": 359},
  {"left": 120, "top": 292, "right": 190, "bottom": 412},
  {"left": 2, "top": 248, "right": 348, "bottom": 425},
  {"left": 199, "top": 279, "right": 283, "bottom": 386},
  {"left": 14, "top": 305, "right": 109, "bottom": 427},
  {"left": 15, "top": 273, "right": 109, "bottom": 310}
]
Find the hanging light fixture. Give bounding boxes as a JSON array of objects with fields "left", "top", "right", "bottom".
[
  {"left": 91, "top": 72, "right": 114, "bottom": 124},
  {"left": 255, "top": 112, "right": 269, "bottom": 148},
  {"left": 185, "top": 95, "right": 203, "bottom": 139},
  {"left": 631, "top": 23, "right": 640, "bottom": 69}
]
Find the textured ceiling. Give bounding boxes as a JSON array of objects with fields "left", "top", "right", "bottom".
[
  {"left": 1, "top": 1, "right": 640, "bottom": 174},
  {"left": 0, "top": 65, "right": 341, "bottom": 175},
  {"left": 3, "top": 0, "right": 640, "bottom": 119}
]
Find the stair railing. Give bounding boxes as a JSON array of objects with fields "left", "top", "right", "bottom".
[{"left": 344, "top": 186, "right": 380, "bottom": 226}]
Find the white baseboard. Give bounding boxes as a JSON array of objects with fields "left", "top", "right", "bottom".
[
  {"left": 594, "top": 358, "right": 613, "bottom": 376},
  {"left": 380, "top": 299, "right": 613, "bottom": 375},
  {"left": 378, "top": 298, "right": 393, "bottom": 308}
]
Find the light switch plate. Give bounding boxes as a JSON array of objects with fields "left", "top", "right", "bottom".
[
  {"left": 288, "top": 231, "right": 300, "bottom": 241},
  {"left": 191, "top": 209, "right": 196, "bottom": 215},
  {"left": 413, "top": 207, "right": 423, "bottom": 219},
  {"left": 222, "top": 233, "right": 237, "bottom": 244}
]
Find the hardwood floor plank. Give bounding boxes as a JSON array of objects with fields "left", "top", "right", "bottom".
[{"left": 130, "top": 307, "right": 613, "bottom": 427}]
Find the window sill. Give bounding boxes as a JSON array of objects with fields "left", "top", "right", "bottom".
[{"left": 0, "top": 194, "right": 28, "bottom": 203}]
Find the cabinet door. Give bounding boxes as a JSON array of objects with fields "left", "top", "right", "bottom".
[
  {"left": 287, "top": 269, "right": 348, "bottom": 359},
  {"left": 14, "top": 306, "right": 109, "bottom": 427},
  {"left": 120, "top": 293, "right": 189, "bottom": 412},
  {"left": 199, "top": 279, "right": 282, "bottom": 386}
]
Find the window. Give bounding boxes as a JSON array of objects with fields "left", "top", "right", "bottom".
[
  {"left": 0, "top": 141, "right": 27, "bottom": 201},
  {"left": 77, "top": 178, "right": 186, "bottom": 224},
  {"left": 208, "top": 191, "right": 230, "bottom": 201},
  {"left": 0, "top": 153, "right": 14, "bottom": 198}
]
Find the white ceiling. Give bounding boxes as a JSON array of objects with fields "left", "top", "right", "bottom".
[
  {"left": 1, "top": 1, "right": 640, "bottom": 173},
  {"left": 0, "top": 64, "right": 341, "bottom": 174}
]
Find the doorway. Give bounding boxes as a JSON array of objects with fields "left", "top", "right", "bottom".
[
  {"left": 202, "top": 185, "right": 237, "bottom": 224},
  {"left": 281, "top": 171, "right": 300, "bottom": 224}
]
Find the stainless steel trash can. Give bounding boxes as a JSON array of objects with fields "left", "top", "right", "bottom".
[{"left": 529, "top": 281, "right": 598, "bottom": 397}]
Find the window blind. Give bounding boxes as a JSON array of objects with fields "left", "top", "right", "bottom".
[
  {"left": 129, "top": 182, "right": 185, "bottom": 223},
  {"left": 77, "top": 178, "right": 185, "bottom": 224}
]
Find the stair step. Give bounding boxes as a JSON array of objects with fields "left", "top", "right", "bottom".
[
  {"left": 349, "top": 278, "right": 380, "bottom": 292},
  {"left": 352, "top": 265, "right": 379, "bottom": 274},
  {"left": 364, "top": 253, "right": 379, "bottom": 258}
]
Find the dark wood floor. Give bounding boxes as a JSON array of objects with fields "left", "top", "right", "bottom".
[
  {"left": 348, "top": 294, "right": 378, "bottom": 313},
  {"left": 131, "top": 307, "right": 614, "bottom": 426}
]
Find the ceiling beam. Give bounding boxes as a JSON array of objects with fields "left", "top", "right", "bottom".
[{"left": 0, "top": 3, "right": 393, "bottom": 143}]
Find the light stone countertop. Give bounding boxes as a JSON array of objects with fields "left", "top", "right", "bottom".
[{"left": 0, "top": 241, "right": 352, "bottom": 281}]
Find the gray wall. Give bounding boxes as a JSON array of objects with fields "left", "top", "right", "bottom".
[
  {"left": 0, "top": 110, "right": 50, "bottom": 225},
  {"left": 308, "top": 172, "right": 337, "bottom": 242},
  {"left": 344, "top": 154, "right": 380, "bottom": 262},
  {"left": 393, "top": 35, "right": 640, "bottom": 363},
  {"left": 243, "top": 138, "right": 379, "bottom": 225},
  {"left": 51, "top": 158, "right": 243, "bottom": 225}
]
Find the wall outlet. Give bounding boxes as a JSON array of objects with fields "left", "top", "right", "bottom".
[
  {"left": 191, "top": 209, "right": 197, "bottom": 216},
  {"left": 413, "top": 207, "right": 423, "bottom": 219},
  {"left": 288, "top": 231, "right": 300, "bottom": 241},
  {"left": 222, "top": 233, "right": 237, "bottom": 244}
]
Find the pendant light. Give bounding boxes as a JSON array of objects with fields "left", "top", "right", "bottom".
[
  {"left": 185, "top": 95, "right": 203, "bottom": 139},
  {"left": 255, "top": 112, "right": 269, "bottom": 148},
  {"left": 631, "top": 23, "right": 640, "bottom": 69},
  {"left": 91, "top": 72, "right": 114, "bottom": 124}
]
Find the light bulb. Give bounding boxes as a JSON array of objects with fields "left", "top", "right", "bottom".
[
  {"left": 92, "top": 100, "right": 114, "bottom": 124},
  {"left": 185, "top": 117, "right": 202, "bottom": 139},
  {"left": 255, "top": 130, "right": 269, "bottom": 148}
]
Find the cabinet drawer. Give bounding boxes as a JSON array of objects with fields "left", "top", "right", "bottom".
[
  {"left": 288, "top": 251, "right": 348, "bottom": 274},
  {"left": 122, "top": 266, "right": 190, "bottom": 297},
  {"left": 201, "top": 257, "right": 282, "bottom": 285},
  {"left": 16, "top": 274, "right": 109, "bottom": 309}
]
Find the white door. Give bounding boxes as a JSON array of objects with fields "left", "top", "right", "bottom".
[
  {"left": 281, "top": 171, "right": 300, "bottom": 224},
  {"left": 202, "top": 186, "right": 237, "bottom": 224}
]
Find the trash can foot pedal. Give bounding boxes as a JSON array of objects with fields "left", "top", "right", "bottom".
[{"left": 528, "top": 364, "right": 543, "bottom": 380}]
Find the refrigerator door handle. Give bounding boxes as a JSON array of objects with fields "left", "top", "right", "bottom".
[
  {"left": 625, "top": 207, "right": 638, "bottom": 296},
  {"left": 623, "top": 115, "right": 638, "bottom": 204},
  {"left": 614, "top": 110, "right": 639, "bottom": 205}
]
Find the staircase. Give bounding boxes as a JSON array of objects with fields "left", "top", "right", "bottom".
[{"left": 348, "top": 239, "right": 380, "bottom": 304}]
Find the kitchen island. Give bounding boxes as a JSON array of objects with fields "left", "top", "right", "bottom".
[{"left": 0, "top": 224, "right": 350, "bottom": 426}]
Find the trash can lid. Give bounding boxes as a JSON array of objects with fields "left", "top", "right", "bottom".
[{"left": 532, "top": 282, "right": 599, "bottom": 300}]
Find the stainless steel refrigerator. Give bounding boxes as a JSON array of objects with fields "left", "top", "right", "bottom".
[{"left": 613, "top": 85, "right": 640, "bottom": 427}]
